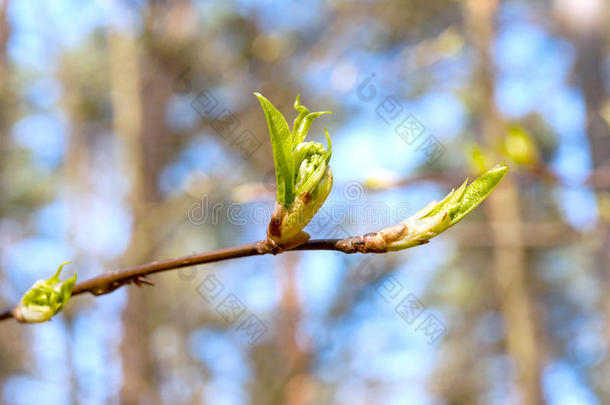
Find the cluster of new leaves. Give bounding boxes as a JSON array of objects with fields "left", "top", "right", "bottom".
[
  {"left": 256, "top": 93, "right": 508, "bottom": 252},
  {"left": 385, "top": 164, "right": 508, "bottom": 251},
  {"left": 255, "top": 92, "right": 332, "bottom": 207},
  {"left": 255, "top": 93, "right": 333, "bottom": 248},
  {"left": 14, "top": 262, "right": 76, "bottom": 323}
]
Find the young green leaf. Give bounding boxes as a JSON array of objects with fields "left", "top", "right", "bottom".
[
  {"left": 254, "top": 92, "right": 295, "bottom": 207},
  {"left": 14, "top": 261, "right": 77, "bottom": 323},
  {"left": 324, "top": 128, "right": 332, "bottom": 163},
  {"left": 420, "top": 178, "right": 468, "bottom": 220},
  {"left": 294, "top": 111, "right": 332, "bottom": 145},
  {"left": 292, "top": 94, "right": 310, "bottom": 145},
  {"left": 256, "top": 93, "right": 334, "bottom": 249},
  {"left": 448, "top": 164, "right": 508, "bottom": 225},
  {"left": 382, "top": 164, "right": 508, "bottom": 251}
]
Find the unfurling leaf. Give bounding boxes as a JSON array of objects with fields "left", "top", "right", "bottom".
[
  {"left": 254, "top": 92, "right": 295, "bottom": 207},
  {"left": 255, "top": 93, "right": 333, "bottom": 249},
  {"left": 382, "top": 164, "right": 508, "bottom": 251},
  {"left": 14, "top": 261, "right": 77, "bottom": 323},
  {"left": 445, "top": 164, "right": 509, "bottom": 224}
]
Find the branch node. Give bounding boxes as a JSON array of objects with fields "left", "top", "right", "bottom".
[
  {"left": 336, "top": 233, "right": 389, "bottom": 254},
  {"left": 256, "top": 238, "right": 284, "bottom": 255},
  {"left": 134, "top": 276, "right": 155, "bottom": 287}
]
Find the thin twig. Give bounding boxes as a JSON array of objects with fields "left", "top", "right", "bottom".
[{"left": 1, "top": 237, "right": 382, "bottom": 323}]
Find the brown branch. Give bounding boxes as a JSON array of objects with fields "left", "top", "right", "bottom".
[
  {"left": 0, "top": 218, "right": 584, "bottom": 323},
  {"left": 0, "top": 237, "right": 381, "bottom": 323}
]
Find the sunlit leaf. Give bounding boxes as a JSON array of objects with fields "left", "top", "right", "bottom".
[
  {"left": 449, "top": 164, "right": 508, "bottom": 225},
  {"left": 291, "top": 94, "right": 310, "bottom": 146},
  {"left": 14, "top": 261, "right": 77, "bottom": 323},
  {"left": 294, "top": 111, "right": 331, "bottom": 145},
  {"left": 254, "top": 92, "right": 295, "bottom": 207},
  {"left": 385, "top": 164, "right": 508, "bottom": 251},
  {"left": 256, "top": 92, "right": 333, "bottom": 248}
]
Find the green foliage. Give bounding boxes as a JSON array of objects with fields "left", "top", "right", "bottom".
[
  {"left": 255, "top": 92, "right": 508, "bottom": 252},
  {"left": 422, "top": 164, "right": 508, "bottom": 225},
  {"left": 254, "top": 93, "right": 296, "bottom": 207},
  {"left": 255, "top": 92, "right": 332, "bottom": 208},
  {"left": 291, "top": 95, "right": 331, "bottom": 147},
  {"left": 255, "top": 93, "right": 333, "bottom": 247},
  {"left": 14, "top": 261, "right": 77, "bottom": 323},
  {"left": 386, "top": 164, "right": 508, "bottom": 251}
]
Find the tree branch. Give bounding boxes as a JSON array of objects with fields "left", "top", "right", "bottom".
[
  {"left": 2, "top": 164, "right": 510, "bottom": 323},
  {"left": 0, "top": 237, "right": 376, "bottom": 323}
]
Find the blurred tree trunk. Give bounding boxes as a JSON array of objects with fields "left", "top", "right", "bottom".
[
  {"left": 61, "top": 53, "right": 90, "bottom": 405},
  {"left": 0, "top": 0, "right": 24, "bottom": 383},
  {"left": 464, "top": 1, "right": 544, "bottom": 404},
  {"left": 276, "top": 254, "right": 312, "bottom": 405},
  {"left": 0, "top": 0, "right": 10, "bottom": 208},
  {"left": 107, "top": 20, "right": 171, "bottom": 404},
  {"left": 0, "top": 0, "right": 8, "bottom": 94},
  {"left": 562, "top": 3, "right": 610, "bottom": 398}
]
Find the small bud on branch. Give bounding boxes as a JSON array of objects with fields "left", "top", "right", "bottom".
[
  {"left": 331, "top": 164, "right": 509, "bottom": 253},
  {"left": 254, "top": 92, "right": 333, "bottom": 252},
  {"left": 13, "top": 262, "right": 77, "bottom": 323}
]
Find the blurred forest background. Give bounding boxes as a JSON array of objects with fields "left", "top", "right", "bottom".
[{"left": 0, "top": 0, "right": 609, "bottom": 404}]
